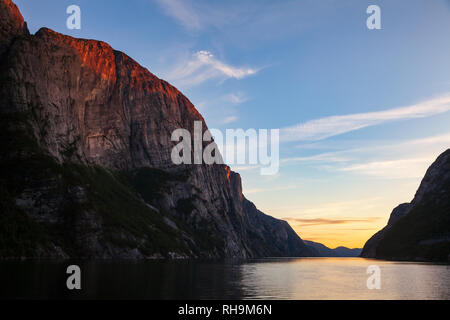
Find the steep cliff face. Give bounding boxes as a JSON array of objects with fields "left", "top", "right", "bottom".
[
  {"left": 361, "top": 150, "right": 450, "bottom": 262},
  {"left": 0, "top": 0, "right": 312, "bottom": 259},
  {"left": 0, "top": 0, "right": 28, "bottom": 56}
]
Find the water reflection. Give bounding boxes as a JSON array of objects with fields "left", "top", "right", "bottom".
[{"left": 0, "top": 258, "right": 449, "bottom": 300}]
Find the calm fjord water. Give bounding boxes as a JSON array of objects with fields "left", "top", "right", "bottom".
[{"left": 0, "top": 258, "right": 449, "bottom": 300}]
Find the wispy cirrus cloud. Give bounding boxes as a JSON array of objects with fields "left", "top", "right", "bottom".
[
  {"left": 281, "top": 132, "right": 450, "bottom": 179},
  {"left": 153, "top": 0, "right": 200, "bottom": 30},
  {"left": 222, "top": 115, "right": 238, "bottom": 124},
  {"left": 280, "top": 95, "right": 450, "bottom": 142},
  {"left": 245, "top": 185, "right": 297, "bottom": 195},
  {"left": 165, "top": 50, "right": 259, "bottom": 87},
  {"left": 223, "top": 92, "right": 248, "bottom": 105},
  {"left": 283, "top": 133, "right": 450, "bottom": 164},
  {"left": 338, "top": 157, "right": 436, "bottom": 179},
  {"left": 153, "top": 0, "right": 231, "bottom": 31},
  {"left": 281, "top": 152, "right": 351, "bottom": 164},
  {"left": 153, "top": 0, "right": 329, "bottom": 44}
]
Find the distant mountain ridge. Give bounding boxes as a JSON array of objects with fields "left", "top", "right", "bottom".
[
  {"left": 304, "top": 240, "right": 361, "bottom": 257},
  {"left": 361, "top": 149, "right": 450, "bottom": 262}
]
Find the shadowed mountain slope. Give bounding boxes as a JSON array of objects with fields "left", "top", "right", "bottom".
[{"left": 361, "top": 149, "right": 450, "bottom": 262}]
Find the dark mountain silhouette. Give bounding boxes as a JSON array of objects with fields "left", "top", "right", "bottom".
[
  {"left": 361, "top": 149, "right": 450, "bottom": 262},
  {"left": 304, "top": 240, "right": 361, "bottom": 257}
]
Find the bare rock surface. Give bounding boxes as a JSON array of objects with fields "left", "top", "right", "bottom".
[
  {"left": 361, "top": 150, "right": 450, "bottom": 261},
  {"left": 0, "top": 0, "right": 312, "bottom": 259}
]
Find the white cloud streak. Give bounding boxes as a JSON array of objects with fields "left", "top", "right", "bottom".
[
  {"left": 339, "top": 157, "right": 435, "bottom": 179},
  {"left": 280, "top": 95, "right": 450, "bottom": 142},
  {"left": 153, "top": 0, "right": 327, "bottom": 43},
  {"left": 281, "top": 132, "right": 450, "bottom": 179},
  {"left": 154, "top": 0, "right": 203, "bottom": 30},
  {"left": 283, "top": 133, "right": 450, "bottom": 164},
  {"left": 245, "top": 185, "right": 297, "bottom": 195},
  {"left": 224, "top": 92, "right": 248, "bottom": 105},
  {"left": 222, "top": 116, "right": 238, "bottom": 124},
  {"left": 165, "top": 51, "right": 258, "bottom": 87}
]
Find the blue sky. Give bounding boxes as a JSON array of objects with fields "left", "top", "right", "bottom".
[{"left": 15, "top": 0, "right": 450, "bottom": 247}]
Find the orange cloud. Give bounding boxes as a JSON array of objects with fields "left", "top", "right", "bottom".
[{"left": 283, "top": 217, "right": 382, "bottom": 226}]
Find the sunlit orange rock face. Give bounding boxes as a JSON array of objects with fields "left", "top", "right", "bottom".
[
  {"left": 0, "top": 0, "right": 312, "bottom": 258},
  {"left": 0, "top": 0, "right": 28, "bottom": 56},
  {"left": 3, "top": 23, "right": 204, "bottom": 170}
]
